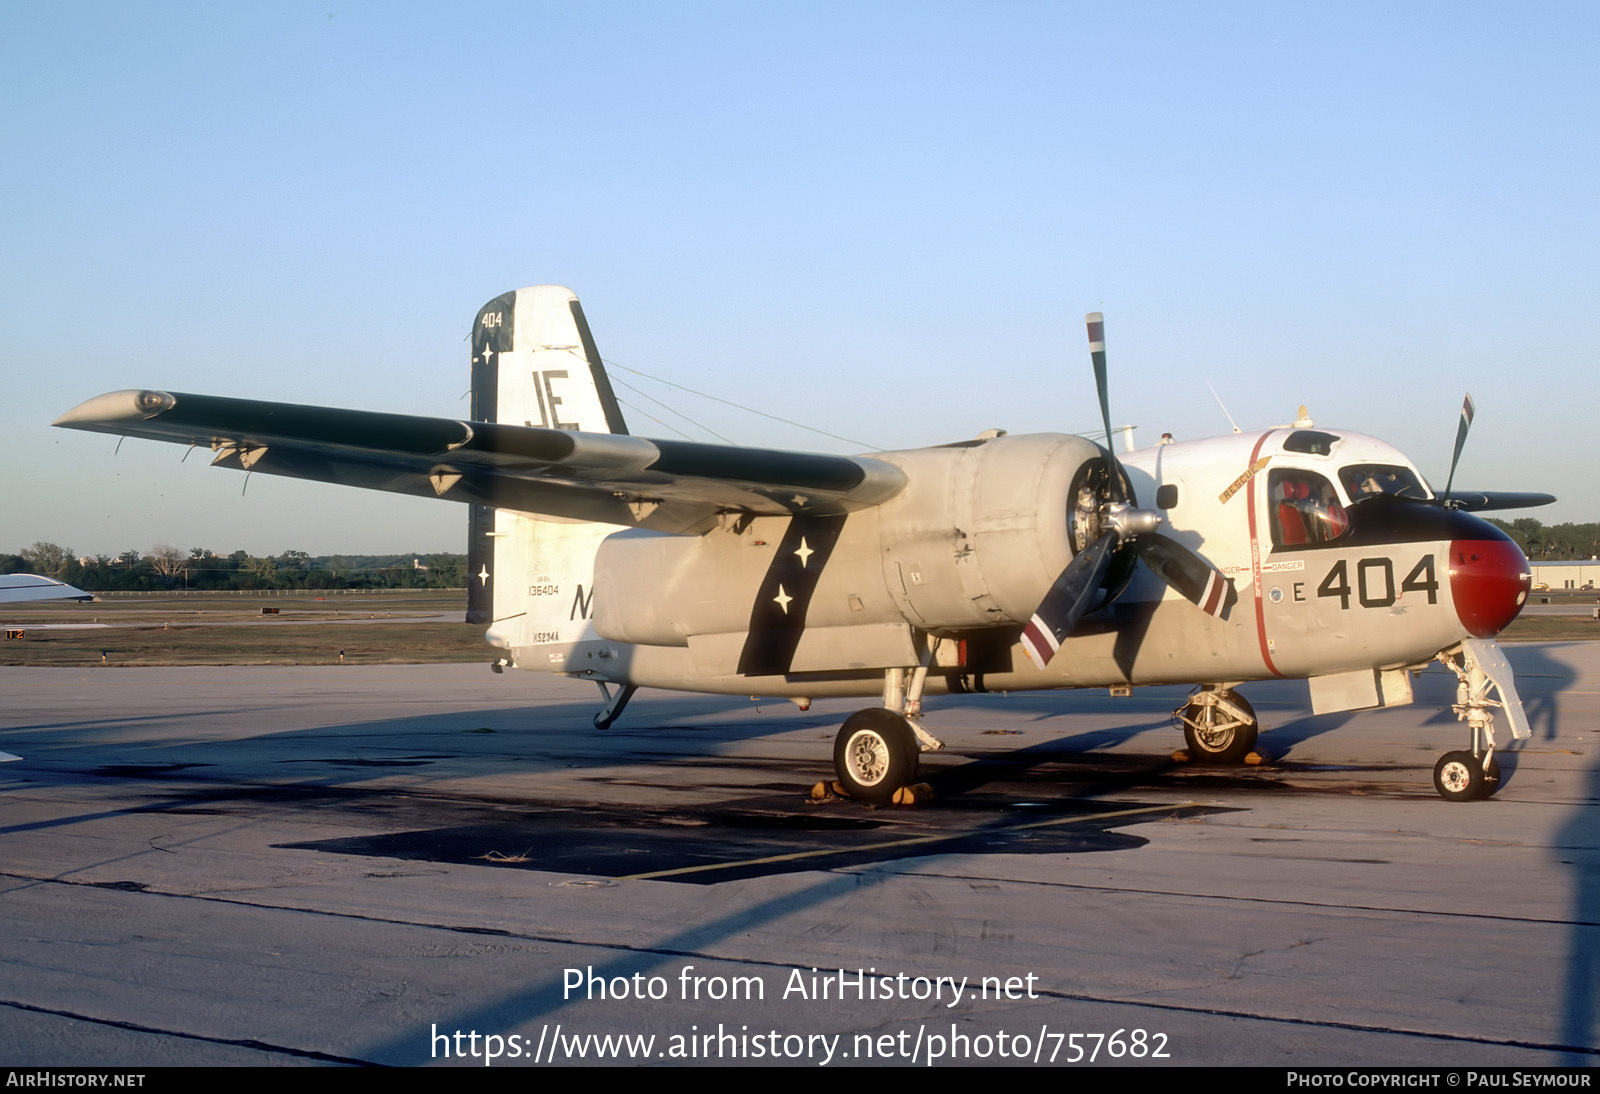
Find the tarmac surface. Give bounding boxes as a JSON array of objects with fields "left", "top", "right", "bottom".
[{"left": 2, "top": 644, "right": 1597, "bottom": 1067}]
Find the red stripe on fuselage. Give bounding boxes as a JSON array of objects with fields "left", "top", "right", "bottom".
[{"left": 1244, "top": 430, "right": 1284, "bottom": 677}]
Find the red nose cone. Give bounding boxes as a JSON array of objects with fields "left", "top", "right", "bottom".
[{"left": 1449, "top": 539, "right": 1531, "bottom": 637}]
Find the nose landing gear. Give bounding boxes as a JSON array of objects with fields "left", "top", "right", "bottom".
[{"left": 1433, "top": 639, "right": 1527, "bottom": 801}]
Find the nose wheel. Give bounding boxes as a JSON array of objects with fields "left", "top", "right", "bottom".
[
  {"left": 1175, "top": 686, "right": 1259, "bottom": 764},
  {"left": 1433, "top": 750, "right": 1502, "bottom": 801}
]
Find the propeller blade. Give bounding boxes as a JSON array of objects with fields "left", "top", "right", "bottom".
[
  {"left": 1086, "top": 312, "right": 1125, "bottom": 504},
  {"left": 1441, "top": 393, "right": 1474, "bottom": 505},
  {"left": 1021, "top": 532, "right": 1118, "bottom": 666},
  {"left": 1432, "top": 397, "right": 1554, "bottom": 511},
  {"left": 1133, "top": 534, "right": 1237, "bottom": 620}
]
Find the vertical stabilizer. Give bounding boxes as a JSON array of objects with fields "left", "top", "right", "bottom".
[
  {"left": 466, "top": 287, "right": 628, "bottom": 656},
  {"left": 473, "top": 286, "right": 628, "bottom": 436}
]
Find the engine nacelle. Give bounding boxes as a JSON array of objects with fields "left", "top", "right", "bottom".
[
  {"left": 591, "top": 433, "right": 1110, "bottom": 647},
  {"left": 872, "top": 432, "right": 1109, "bottom": 630}
]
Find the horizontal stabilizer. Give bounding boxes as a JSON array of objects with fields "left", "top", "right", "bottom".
[{"left": 1437, "top": 491, "right": 1557, "bottom": 513}]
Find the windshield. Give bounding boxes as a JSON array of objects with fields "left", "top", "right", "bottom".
[{"left": 1338, "top": 463, "right": 1429, "bottom": 502}]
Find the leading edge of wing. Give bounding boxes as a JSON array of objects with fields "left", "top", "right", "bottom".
[{"left": 54, "top": 390, "right": 908, "bottom": 531}]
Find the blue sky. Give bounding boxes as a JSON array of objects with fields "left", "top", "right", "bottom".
[{"left": 5, "top": 2, "right": 1597, "bottom": 556}]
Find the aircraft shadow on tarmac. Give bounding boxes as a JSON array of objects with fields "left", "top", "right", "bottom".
[
  {"left": 276, "top": 784, "right": 1235, "bottom": 885},
  {"left": 83, "top": 720, "right": 1246, "bottom": 885}
]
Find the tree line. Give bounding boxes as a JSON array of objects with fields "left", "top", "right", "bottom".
[
  {"left": 3, "top": 543, "right": 468, "bottom": 591},
  {"left": 7, "top": 516, "right": 1595, "bottom": 592},
  {"left": 1486, "top": 519, "right": 1600, "bottom": 561}
]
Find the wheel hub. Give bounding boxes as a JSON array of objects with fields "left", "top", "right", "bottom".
[
  {"left": 844, "top": 731, "right": 889, "bottom": 786},
  {"left": 1191, "top": 708, "right": 1233, "bottom": 749},
  {"left": 1438, "top": 758, "right": 1473, "bottom": 795}
]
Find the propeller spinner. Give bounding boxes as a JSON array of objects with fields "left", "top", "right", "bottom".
[{"left": 1020, "top": 314, "right": 1237, "bottom": 666}]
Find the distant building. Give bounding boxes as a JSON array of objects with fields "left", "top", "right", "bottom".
[{"left": 1530, "top": 560, "right": 1600, "bottom": 590}]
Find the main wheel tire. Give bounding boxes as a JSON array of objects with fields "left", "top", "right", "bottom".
[
  {"left": 833, "top": 708, "right": 919, "bottom": 805},
  {"left": 1433, "top": 750, "right": 1487, "bottom": 801},
  {"left": 1180, "top": 691, "right": 1258, "bottom": 765}
]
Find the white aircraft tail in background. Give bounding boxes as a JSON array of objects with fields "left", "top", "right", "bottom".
[{"left": 0, "top": 574, "right": 92, "bottom": 604}]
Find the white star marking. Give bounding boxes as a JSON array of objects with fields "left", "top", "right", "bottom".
[
  {"left": 794, "top": 538, "right": 813, "bottom": 567},
  {"left": 478, "top": 565, "right": 491, "bottom": 585},
  {"left": 773, "top": 584, "right": 793, "bottom": 613}
]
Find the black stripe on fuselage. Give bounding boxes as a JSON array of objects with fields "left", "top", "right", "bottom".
[{"left": 736, "top": 514, "right": 849, "bottom": 676}]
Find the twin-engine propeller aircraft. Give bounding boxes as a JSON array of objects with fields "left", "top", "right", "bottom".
[{"left": 55, "top": 287, "right": 1552, "bottom": 802}]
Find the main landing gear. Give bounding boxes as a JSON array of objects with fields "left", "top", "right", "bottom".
[
  {"left": 1432, "top": 643, "right": 1519, "bottom": 801},
  {"left": 1174, "top": 685, "right": 1259, "bottom": 764},
  {"left": 831, "top": 662, "right": 945, "bottom": 804},
  {"left": 834, "top": 708, "right": 920, "bottom": 804}
]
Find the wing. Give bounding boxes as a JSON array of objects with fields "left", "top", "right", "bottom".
[{"left": 54, "top": 390, "right": 907, "bottom": 535}]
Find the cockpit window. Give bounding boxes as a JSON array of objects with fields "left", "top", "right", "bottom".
[
  {"left": 1269, "top": 468, "right": 1348, "bottom": 547},
  {"left": 1339, "top": 463, "right": 1428, "bottom": 502}
]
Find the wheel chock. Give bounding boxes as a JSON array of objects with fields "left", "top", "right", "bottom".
[{"left": 892, "top": 783, "right": 934, "bottom": 806}]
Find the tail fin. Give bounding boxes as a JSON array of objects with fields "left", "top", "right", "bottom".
[
  {"left": 467, "top": 287, "right": 628, "bottom": 633},
  {"left": 469, "top": 286, "right": 628, "bottom": 435}
]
